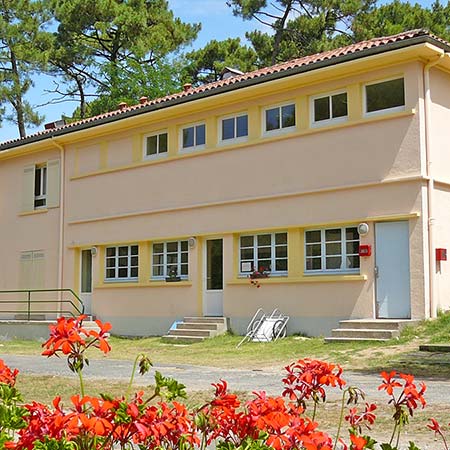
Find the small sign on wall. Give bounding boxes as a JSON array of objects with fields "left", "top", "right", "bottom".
[{"left": 241, "top": 262, "right": 252, "bottom": 272}]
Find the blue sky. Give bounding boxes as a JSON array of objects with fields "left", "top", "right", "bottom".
[{"left": 0, "top": 0, "right": 437, "bottom": 142}]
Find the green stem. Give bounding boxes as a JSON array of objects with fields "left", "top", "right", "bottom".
[
  {"left": 395, "top": 420, "right": 402, "bottom": 448},
  {"left": 312, "top": 400, "right": 318, "bottom": 421},
  {"left": 389, "top": 422, "right": 398, "bottom": 446},
  {"left": 77, "top": 368, "right": 85, "bottom": 397},
  {"left": 333, "top": 389, "right": 348, "bottom": 450},
  {"left": 126, "top": 353, "right": 145, "bottom": 400}
]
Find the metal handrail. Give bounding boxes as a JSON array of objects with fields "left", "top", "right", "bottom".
[{"left": 0, "top": 289, "right": 84, "bottom": 320}]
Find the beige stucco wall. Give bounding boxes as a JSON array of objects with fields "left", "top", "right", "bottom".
[{"left": 0, "top": 59, "right": 437, "bottom": 335}]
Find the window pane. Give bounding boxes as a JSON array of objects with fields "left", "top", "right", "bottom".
[
  {"left": 153, "top": 254, "right": 163, "bottom": 265},
  {"left": 180, "top": 241, "right": 188, "bottom": 251},
  {"left": 153, "top": 266, "right": 163, "bottom": 277},
  {"left": 325, "top": 229, "right": 341, "bottom": 242},
  {"left": 196, "top": 124, "right": 206, "bottom": 146},
  {"left": 146, "top": 135, "right": 158, "bottom": 155},
  {"left": 183, "top": 127, "right": 194, "bottom": 148},
  {"left": 153, "top": 243, "right": 163, "bottom": 254},
  {"left": 257, "top": 234, "right": 271, "bottom": 246},
  {"left": 106, "top": 269, "right": 115, "bottom": 278},
  {"left": 332, "top": 93, "right": 348, "bottom": 118},
  {"left": 118, "top": 247, "right": 128, "bottom": 256},
  {"left": 314, "top": 97, "right": 330, "bottom": 122},
  {"left": 346, "top": 228, "right": 359, "bottom": 240},
  {"left": 167, "top": 242, "right": 177, "bottom": 252},
  {"left": 346, "top": 241, "right": 359, "bottom": 254},
  {"left": 326, "top": 242, "right": 342, "bottom": 256},
  {"left": 281, "top": 104, "right": 295, "bottom": 128},
  {"left": 118, "top": 268, "right": 128, "bottom": 278},
  {"left": 181, "top": 252, "right": 188, "bottom": 263},
  {"left": 130, "top": 245, "right": 139, "bottom": 255},
  {"left": 306, "top": 258, "right": 321, "bottom": 270},
  {"left": 158, "top": 133, "right": 168, "bottom": 153},
  {"left": 258, "top": 260, "right": 271, "bottom": 271},
  {"left": 240, "top": 236, "right": 253, "bottom": 247},
  {"left": 306, "top": 244, "right": 321, "bottom": 257},
  {"left": 275, "top": 259, "right": 288, "bottom": 271},
  {"left": 180, "top": 264, "right": 188, "bottom": 275},
  {"left": 266, "top": 108, "right": 280, "bottom": 131},
  {"left": 275, "top": 246, "right": 287, "bottom": 258},
  {"left": 106, "top": 247, "right": 116, "bottom": 257},
  {"left": 326, "top": 256, "right": 342, "bottom": 269},
  {"left": 236, "top": 115, "right": 248, "bottom": 137},
  {"left": 240, "top": 248, "right": 254, "bottom": 260},
  {"left": 258, "top": 247, "right": 271, "bottom": 260},
  {"left": 305, "top": 230, "right": 321, "bottom": 243},
  {"left": 130, "top": 256, "right": 138, "bottom": 266},
  {"left": 130, "top": 267, "right": 138, "bottom": 278},
  {"left": 106, "top": 258, "right": 115, "bottom": 268},
  {"left": 118, "top": 257, "right": 128, "bottom": 267},
  {"left": 275, "top": 233, "right": 287, "bottom": 245},
  {"left": 222, "top": 118, "right": 235, "bottom": 140},
  {"left": 167, "top": 254, "right": 178, "bottom": 264},
  {"left": 366, "top": 78, "right": 405, "bottom": 113},
  {"left": 35, "top": 167, "right": 41, "bottom": 196},
  {"left": 347, "top": 255, "right": 360, "bottom": 269}
]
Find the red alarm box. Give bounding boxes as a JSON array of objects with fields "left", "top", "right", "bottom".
[
  {"left": 436, "top": 248, "right": 447, "bottom": 261},
  {"left": 359, "top": 244, "right": 372, "bottom": 257}
]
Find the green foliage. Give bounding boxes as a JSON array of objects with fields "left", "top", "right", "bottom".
[
  {"left": 352, "top": 0, "right": 450, "bottom": 42},
  {"left": 48, "top": 0, "right": 199, "bottom": 118},
  {"left": 184, "top": 38, "right": 258, "bottom": 85},
  {"left": 227, "top": 0, "right": 375, "bottom": 65},
  {"left": 33, "top": 437, "right": 77, "bottom": 450},
  {"left": 154, "top": 370, "right": 187, "bottom": 401},
  {"left": 0, "top": 0, "right": 50, "bottom": 137}
]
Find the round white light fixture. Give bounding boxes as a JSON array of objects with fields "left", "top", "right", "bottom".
[
  {"left": 357, "top": 223, "right": 370, "bottom": 236},
  {"left": 188, "top": 237, "right": 197, "bottom": 248},
  {"left": 90, "top": 246, "right": 98, "bottom": 257}
]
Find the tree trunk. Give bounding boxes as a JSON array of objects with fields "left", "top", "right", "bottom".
[
  {"left": 271, "top": 0, "right": 293, "bottom": 65},
  {"left": 10, "top": 49, "right": 26, "bottom": 138}
]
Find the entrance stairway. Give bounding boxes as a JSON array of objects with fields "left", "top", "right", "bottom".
[
  {"left": 325, "top": 319, "right": 421, "bottom": 343},
  {"left": 163, "top": 317, "right": 229, "bottom": 343}
]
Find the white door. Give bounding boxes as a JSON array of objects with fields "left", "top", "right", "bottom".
[
  {"left": 203, "top": 239, "right": 223, "bottom": 316},
  {"left": 375, "top": 221, "right": 411, "bottom": 319},
  {"left": 80, "top": 249, "right": 93, "bottom": 315}
]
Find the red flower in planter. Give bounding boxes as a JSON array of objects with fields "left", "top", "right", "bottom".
[
  {"left": 345, "top": 403, "right": 377, "bottom": 433},
  {"left": 0, "top": 358, "right": 19, "bottom": 387}
]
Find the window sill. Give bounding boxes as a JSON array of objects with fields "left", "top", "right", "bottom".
[
  {"left": 19, "top": 209, "right": 48, "bottom": 217},
  {"left": 95, "top": 280, "right": 192, "bottom": 289},
  {"left": 227, "top": 274, "right": 367, "bottom": 285}
]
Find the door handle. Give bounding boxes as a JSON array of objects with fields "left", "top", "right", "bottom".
[{"left": 374, "top": 266, "right": 379, "bottom": 278}]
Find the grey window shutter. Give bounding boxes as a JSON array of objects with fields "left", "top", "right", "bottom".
[{"left": 22, "top": 165, "right": 35, "bottom": 212}]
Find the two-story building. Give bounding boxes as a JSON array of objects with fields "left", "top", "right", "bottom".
[{"left": 1, "top": 29, "right": 450, "bottom": 338}]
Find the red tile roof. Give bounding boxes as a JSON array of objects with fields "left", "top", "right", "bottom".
[{"left": 1, "top": 29, "right": 448, "bottom": 150}]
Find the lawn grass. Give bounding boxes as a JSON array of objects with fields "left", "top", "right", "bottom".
[{"left": 1, "top": 312, "right": 450, "bottom": 376}]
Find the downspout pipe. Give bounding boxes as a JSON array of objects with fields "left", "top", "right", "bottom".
[
  {"left": 50, "top": 137, "right": 65, "bottom": 317},
  {"left": 423, "top": 53, "right": 445, "bottom": 319}
]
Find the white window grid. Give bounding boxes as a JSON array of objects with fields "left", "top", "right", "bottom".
[
  {"left": 180, "top": 122, "right": 206, "bottom": 152},
  {"left": 239, "top": 232, "right": 288, "bottom": 275},
  {"left": 219, "top": 113, "right": 249, "bottom": 144},
  {"left": 34, "top": 164, "right": 47, "bottom": 209},
  {"left": 363, "top": 77, "right": 405, "bottom": 117},
  {"left": 152, "top": 241, "right": 189, "bottom": 279},
  {"left": 105, "top": 245, "right": 139, "bottom": 281},
  {"left": 143, "top": 130, "right": 168, "bottom": 159},
  {"left": 263, "top": 102, "right": 296, "bottom": 135},
  {"left": 310, "top": 90, "right": 348, "bottom": 127},
  {"left": 305, "top": 227, "right": 360, "bottom": 274}
]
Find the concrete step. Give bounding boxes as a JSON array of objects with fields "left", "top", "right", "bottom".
[
  {"left": 331, "top": 328, "right": 399, "bottom": 340},
  {"left": 14, "top": 314, "right": 46, "bottom": 321},
  {"left": 177, "top": 322, "right": 219, "bottom": 331},
  {"left": 339, "top": 319, "right": 420, "bottom": 331},
  {"left": 183, "top": 317, "right": 227, "bottom": 324},
  {"left": 324, "top": 336, "right": 391, "bottom": 343},
  {"left": 168, "top": 328, "right": 212, "bottom": 337},
  {"left": 162, "top": 335, "right": 206, "bottom": 343}
]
